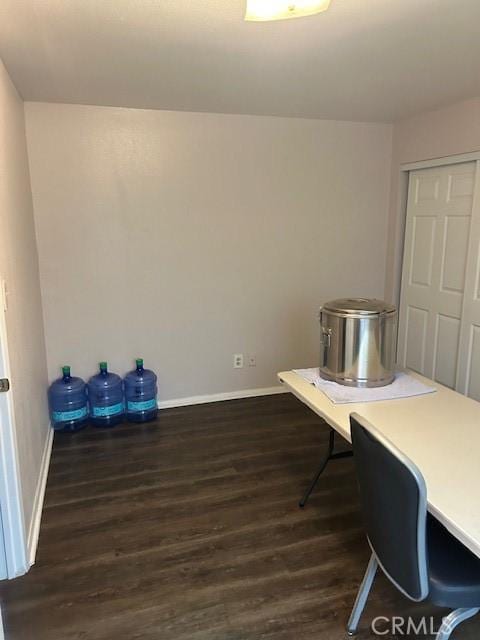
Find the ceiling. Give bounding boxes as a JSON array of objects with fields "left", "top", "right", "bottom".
[{"left": 1, "top": 0, "right": 480, "bottom": 123}]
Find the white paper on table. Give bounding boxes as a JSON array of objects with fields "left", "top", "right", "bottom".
[{"left": 293, "top": 368, "right": 436, "bottom": 404}]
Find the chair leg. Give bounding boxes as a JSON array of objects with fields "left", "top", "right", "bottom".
[
  {"left": 436, "top": 607, "right": 479, "bottom": 640},
  {"left": 347, "top": 553, "right": 378, "bottom": 636}
]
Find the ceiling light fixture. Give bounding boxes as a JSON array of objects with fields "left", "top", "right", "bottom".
[{"left": 245, "top": 0, "right": 331, "bottom": 22}]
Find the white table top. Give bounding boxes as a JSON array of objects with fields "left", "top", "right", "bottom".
[{"left": 278, "top": 369, "right": 480, "bottom": 559}]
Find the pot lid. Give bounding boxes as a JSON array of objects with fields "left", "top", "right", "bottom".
[{"left": 322, "top": 298, "right": 396, "bottom": 316}]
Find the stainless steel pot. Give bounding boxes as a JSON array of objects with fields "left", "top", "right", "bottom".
[{"left": 319, "top": 298, "right": 397, "bottom": 388}]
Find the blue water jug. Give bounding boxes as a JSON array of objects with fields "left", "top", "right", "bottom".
[
  {"left": 88, "top": 362, "right": 124, "bottom": 428},
  {"left": 48, "top": 366, "right": 88, "bottom": 432},
  {"left": 124, "top": 358, "right": 158, "bottom": 423}
]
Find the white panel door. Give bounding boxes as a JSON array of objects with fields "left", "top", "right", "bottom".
[
  {"left": 0, "top": 279, "right": 28, "bottom": 579},
  {"left": 398, "top": 162, "right": 477, "bottom": 389},
  {"left": 456, "top": 161, "right": 480, "bottom": 399}
]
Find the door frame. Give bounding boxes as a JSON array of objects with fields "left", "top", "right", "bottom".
[
  {"left": 0, "top": 281, "right": 28, "bottom": 578},
  {"left": 392, "top": 151, "right": 480, "bottom": 309}
]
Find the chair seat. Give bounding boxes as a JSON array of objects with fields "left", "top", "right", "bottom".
[{"left": 428, "top": 514, "right": 480, "bottom": 608}]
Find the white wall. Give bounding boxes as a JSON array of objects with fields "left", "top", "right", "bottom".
[
  {"left": 25, "top": 102, "right": 392, "bottom": 401},
  {"left": 0, "top": 61, "right": 49, "bottom": 539},
  {"left": 385, "top": 97, "right": 480, "bottom": 303}
]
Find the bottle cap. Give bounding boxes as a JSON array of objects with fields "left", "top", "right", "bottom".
[
  {"left": 136, "top": 358, "right": 144, "bottom": 368},
  {"left": 62, "top": 365, "right": 71, "bottom": 377},
  {"left": 99, "top": 362, "right": 108, "bottom": 372}
]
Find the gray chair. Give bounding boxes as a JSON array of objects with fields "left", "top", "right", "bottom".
[{"left": 348, "top": 413, "right": 480, "bottom": 640}]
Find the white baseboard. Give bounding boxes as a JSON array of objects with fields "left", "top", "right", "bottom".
[
  {"left": 27, "top": 426, "right": 53, "bottom": 567},
  {"left": 158, "top": 385, "right": 287, "bottom": 409}
]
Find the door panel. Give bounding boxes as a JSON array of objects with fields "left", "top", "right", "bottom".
[
  {"left": 409, "top": 216, "right": 436, "bottom": 286},
  {"left": 447, "top": 169, "right": 476, "bottom": 204},
  {"left": 455, "top": 161, "right": 480, "bottom": 396},
  {"left": 398, "top": 162, "right": 476, "bottom": 388},
  {"left": 416, "top": 173, "right": 440, "bottom": 202},
  {"left": 433, "top": 314, "right": 461, "bottom": 389},
  {"left": 441, "top": 216, "right": 470, "bottom": 293},
  {"left": 465, "top": 324, "right": 480, "bottom": 401},
  {"left": 404, "top": 305, "right": 428, "bottom": 372}
]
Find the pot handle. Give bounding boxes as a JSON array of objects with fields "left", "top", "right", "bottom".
[
  {"left": 320, "top": 326, "right": 331, "bottom": 367},
  {"left": 320, "top": 326, "right": 331, "bottom": 348}
]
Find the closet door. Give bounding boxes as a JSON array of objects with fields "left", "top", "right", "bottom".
[
  {"left": 398, "top": 161, "right": 477, "bottom": 389},
  {"left": 456, "top": 161, "right": 480, "bottom": 399}
]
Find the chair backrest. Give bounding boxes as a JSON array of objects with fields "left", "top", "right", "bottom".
[{"left": 350, "top": 413, "right": 429, "bottom": 601}]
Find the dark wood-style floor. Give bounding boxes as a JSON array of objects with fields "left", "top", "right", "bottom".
[{"left": 0, "top": 394, "right": 479, "bottom": 639}]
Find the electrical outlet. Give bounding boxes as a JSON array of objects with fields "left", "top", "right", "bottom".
[
  {"left": 248, "top": 355, "right": 256, "bottom": 367},
  {"left": 233, "top": 354, "right": 244, "bottom": 368}
]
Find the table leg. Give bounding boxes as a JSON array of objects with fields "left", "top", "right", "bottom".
[{"left": 299, "top": 428, "right": 353, "bottom": 508}]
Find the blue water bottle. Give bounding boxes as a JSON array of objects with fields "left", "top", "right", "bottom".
[
  {"left": 48, "top": 366, "right": 88, "bottom": 432},
  {"left": 124, "top": 358, "right": 158, "bottom": 423},
  {"left": 88, "top": 362, "right": 124, "bottom": 428}
]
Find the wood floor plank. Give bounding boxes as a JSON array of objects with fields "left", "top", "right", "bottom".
[{"left": 0, "top": 393, "right": 478, "bottom": 639}]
